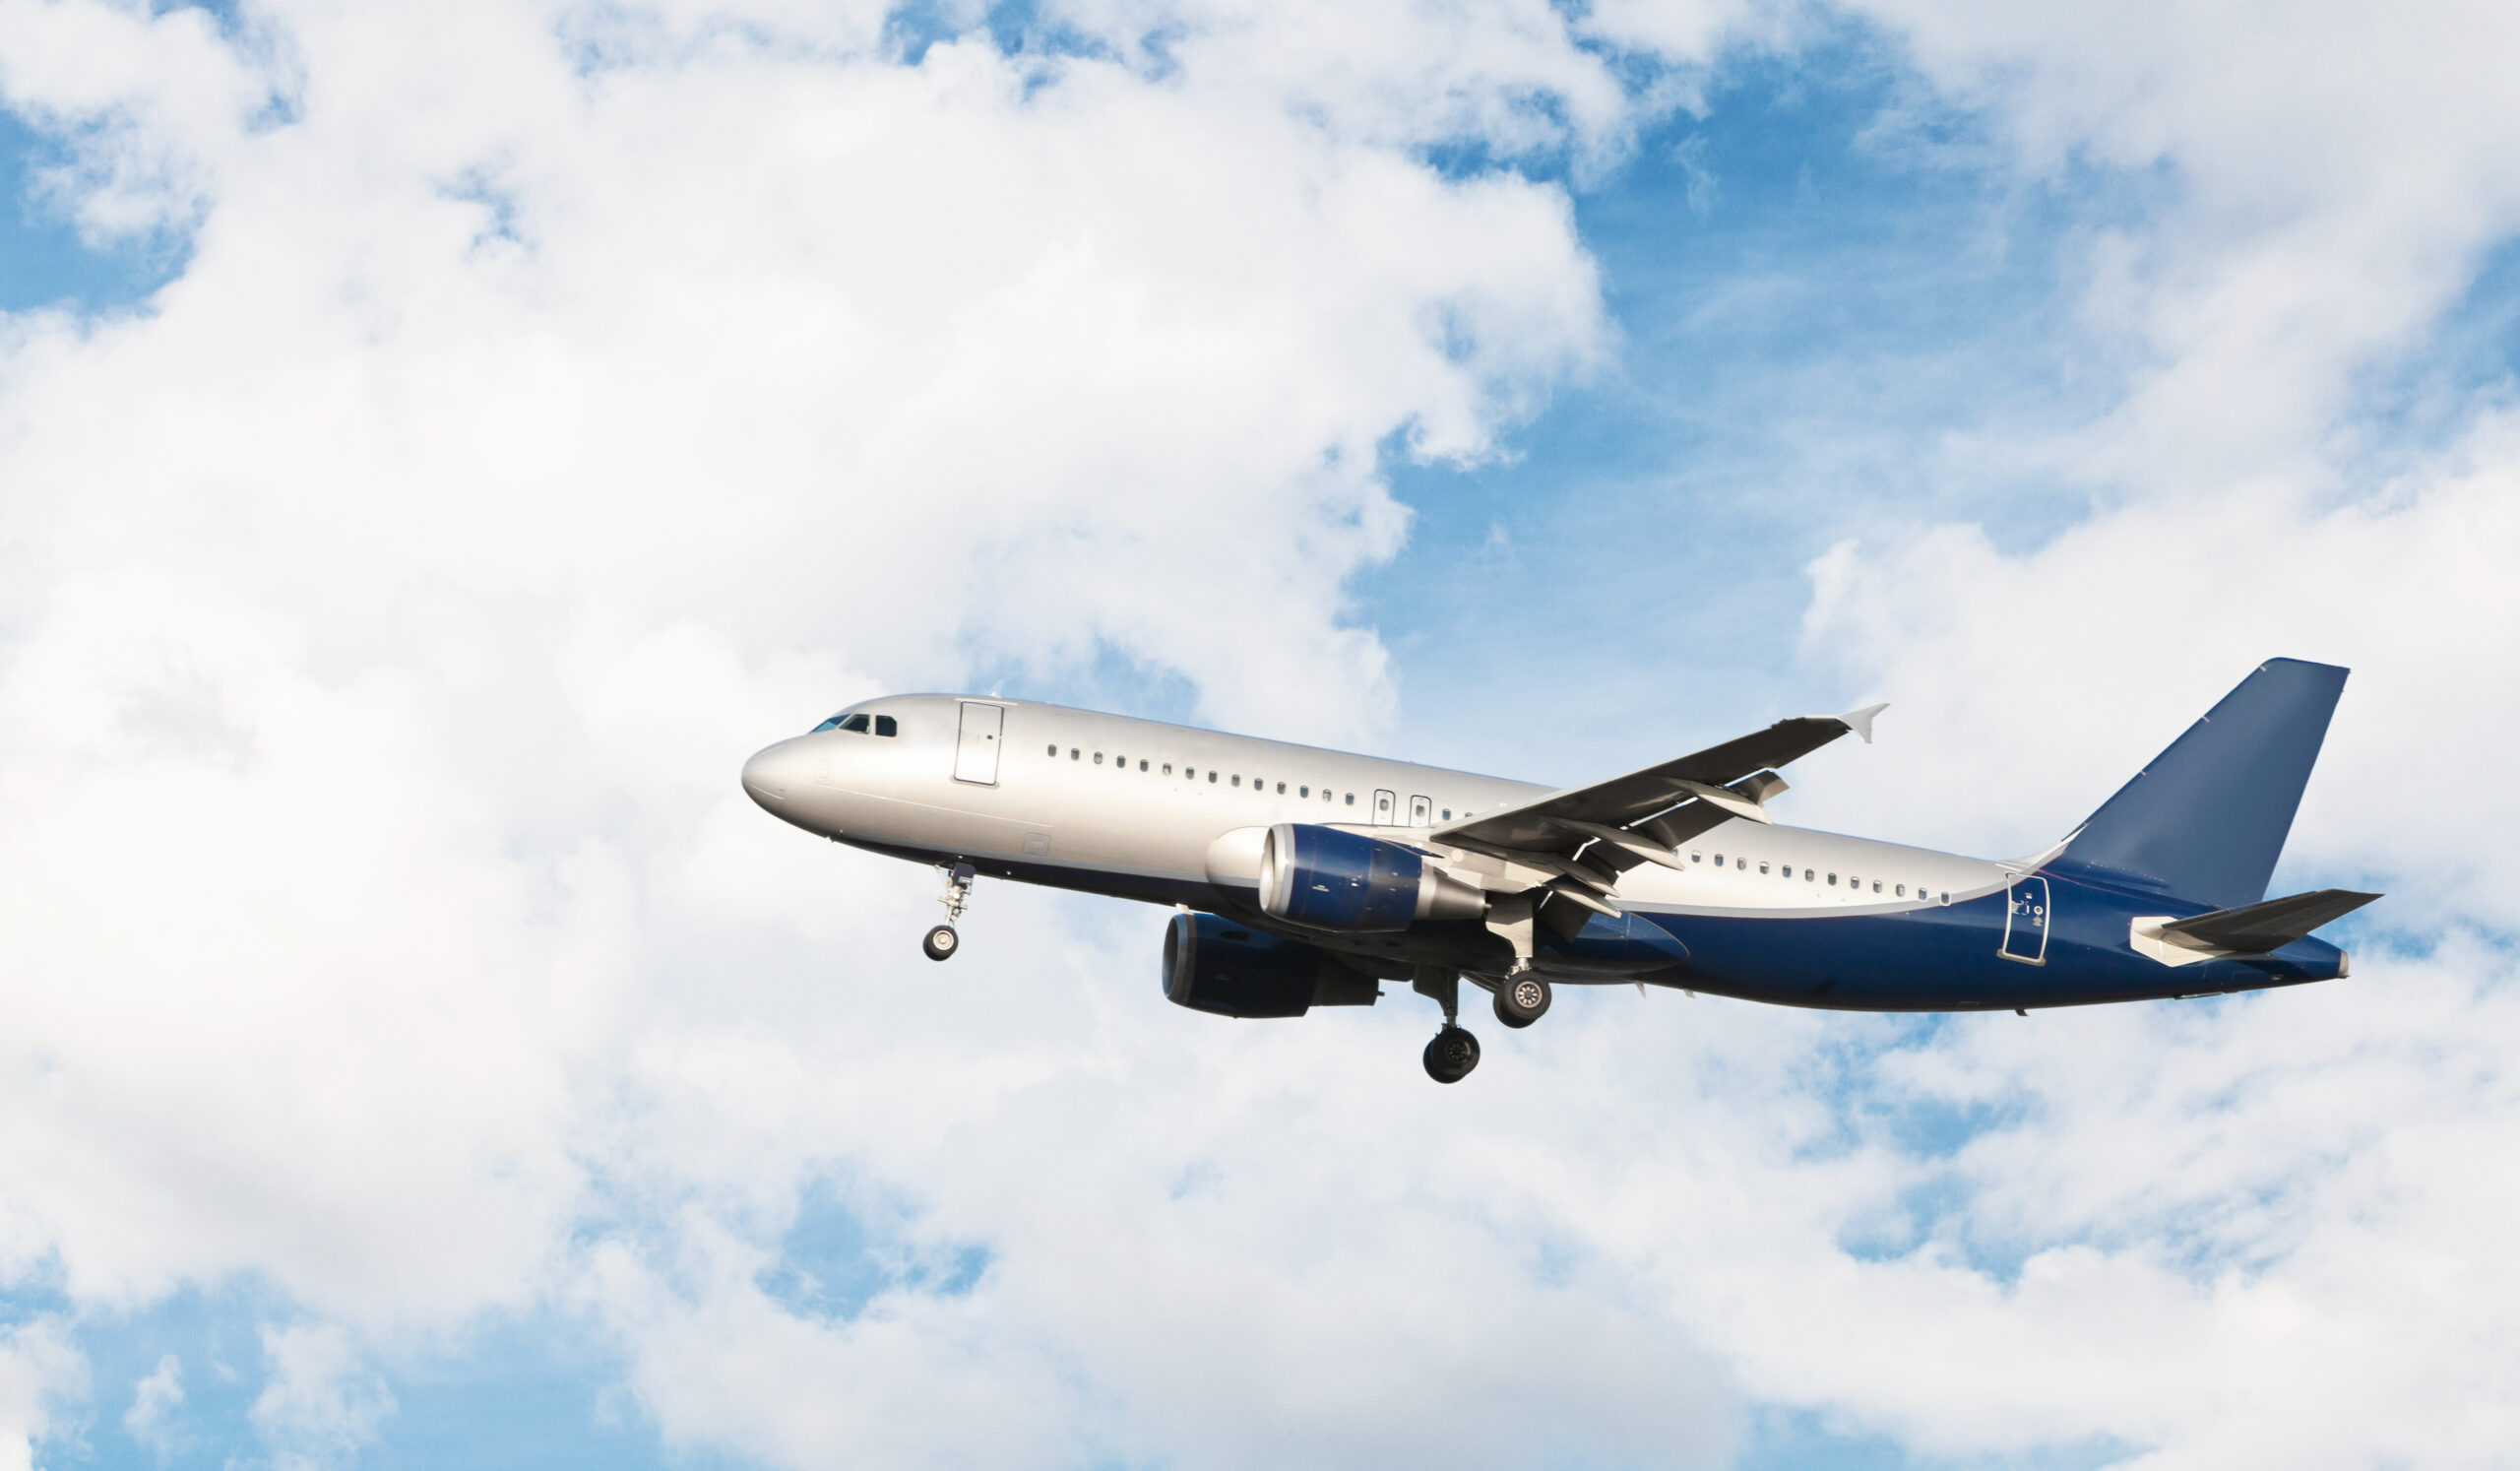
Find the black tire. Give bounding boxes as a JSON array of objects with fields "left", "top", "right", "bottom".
[
  {"left": 921, "top": 925, "right": 959, "bottom": 962},
  {"left": 1493, "top": 973, "right": 1551, "bottom": 1029},
  {"left": 1421, "top": 1025, "right": 1480, "bottom": 1084}
]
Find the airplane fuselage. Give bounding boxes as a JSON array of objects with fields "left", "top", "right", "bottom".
[{"left": 740, "top": 694, "right": 2348, "bottom": 1012}]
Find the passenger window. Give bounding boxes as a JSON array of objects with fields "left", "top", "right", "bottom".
[
  {"left": 1871, "top": 880, "right": 1881, "bottom": 893},
  {"left": 874, "top": 716, "right": 897, "bottom": 736},
  {"left": 1757, "top": 862, "right": 1767, "bottom": 873},
  {"left": 1184, "top": 767, "right": 1194, "bottom": 779},
  {"left": 1713, "top": 854, "right": 1723, "bottom": 866},
  {"left": 1046, "top": 744, "right": 1057, "bottom": 757},
  {"left": 1094, "top": 752, "right": 1103, "bottom": 765},
  {"left": 1209, "top": 771, "right": 1218, "bottom": 784},
  {"left": 1345, "top": 793, "right": 1354, "bottom": 805},
  {"left": 1070, "top": 747, "right": 1081, "bottom": 760},
  {"left": 1805, "top": 869, "right": 1815, "bottom": 881},
  {"left": 1139, "top": 759, "right": 1149, "bottom": 771},
  {"left": 1299, "top": 786, "right": 1309, "bottom": 798},
  {"left": 1828, "top": 873, "right": 1837, "bottom": 885},
  {"left": 1163, "top": 764, "right": 1172, "bottom": 776},
  {"left": 1690, "top": 852, "right": 1702, "bottom": 863},
  {"left": 1441, "top": 809, "right": 1451, "bottom": 820}
]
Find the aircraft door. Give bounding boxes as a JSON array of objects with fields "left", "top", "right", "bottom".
[
  {"left": 953, "top": 702, "right": 1005, "bottom": 786},
  {"left": 1409, "top": 795, "right": 1432, "bottom": 826},
  {"left": 1373, "top": 790, "right": 1396, "bottom": 825},
  {"left": 1999, "top": 875, "right": 2049, "bottom": 964}
]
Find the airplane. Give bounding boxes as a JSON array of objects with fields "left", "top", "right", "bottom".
[{"left": 740, "top": 658, "right": 2378, "bottom": 1083}]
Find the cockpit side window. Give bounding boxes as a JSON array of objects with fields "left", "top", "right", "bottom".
[{"left": 874, "top": 715, "right": 898, "bottom": 736}]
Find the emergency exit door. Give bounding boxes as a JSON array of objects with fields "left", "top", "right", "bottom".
[{"left": 953, "top": 702, "right": 1004, "bottom": 786}]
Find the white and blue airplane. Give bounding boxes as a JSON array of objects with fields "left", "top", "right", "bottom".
[{"left": 741, "top": 658, "right": 2377, "bottom": 1082}]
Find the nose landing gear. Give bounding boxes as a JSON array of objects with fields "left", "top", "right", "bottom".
[{"left": 924, "top": 862, "right": 976, "bottom": 962}]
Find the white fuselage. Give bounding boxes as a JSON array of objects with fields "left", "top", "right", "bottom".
[{"left": 740, "top": 694, "right": 2009, "bottom": 918}]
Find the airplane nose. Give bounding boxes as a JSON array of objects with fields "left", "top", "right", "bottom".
[{"left": 741, "top": 740, "right": 801, "bottom": 810}]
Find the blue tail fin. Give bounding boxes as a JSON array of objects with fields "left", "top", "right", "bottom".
[{"left": 2054, "top": 659, "right": 2348, "bottom": 909}]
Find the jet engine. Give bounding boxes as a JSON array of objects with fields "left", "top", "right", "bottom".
[
  {"left": 1256, "top": 823, "right": 1486, "bottom": 932},
  {"left": 1163, "top": 912, "right": 1378, "bottom": 1018}
]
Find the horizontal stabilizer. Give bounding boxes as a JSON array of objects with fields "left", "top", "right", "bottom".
[{"left": 2157, "top": 888, "right": 2381, "bottom": 954}]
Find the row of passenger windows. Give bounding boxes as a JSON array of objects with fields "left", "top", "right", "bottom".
[
  {"left": 1045, "top": 744, "right": 1468, "bottom": 821},
  {"left": 1687, "top": 849, "right": 1946, "bottom": 902},
  {"left": 814, "top": 712, "right": 898, "bottom": 736}
]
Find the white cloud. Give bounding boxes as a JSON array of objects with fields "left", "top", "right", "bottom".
[
  {"left": 0, "top": 0, "right": 1668, "bottom": 1463},
  {"left": 250, "top": 1324, "right": 394, "bottom": 1470},
  {"left": 6, "top": 1, "right": 2520, "bottom": 1468},
  {"left": 122, "top": 1353, "right": 184, "bottom": 1457},
  {"left": 0, "top": 1318, "right": 80, "bottom": 1471}
]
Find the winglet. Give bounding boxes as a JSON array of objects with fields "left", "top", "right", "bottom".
[{"left": 1840, "top": 702, "right": 1889, "bottom": 744}]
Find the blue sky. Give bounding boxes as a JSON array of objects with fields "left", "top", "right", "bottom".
[{"left": 3, "top": 1, "right": 2517, "bottom": 1468}]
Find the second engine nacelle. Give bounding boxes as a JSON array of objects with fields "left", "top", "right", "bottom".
[
  {"left": 1256, "top": 823, "right": 1487, "bottom": 932},
  {"left": 1163, "top": 912, "right": 1378, "bottom": 1018}
]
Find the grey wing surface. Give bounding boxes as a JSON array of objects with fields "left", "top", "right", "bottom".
[{"left": 1431, "top": 707, "right": 1882, "bottom": 863}]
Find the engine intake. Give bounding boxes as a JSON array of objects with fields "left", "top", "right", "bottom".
[
  {"left": 1256, "top": 823, "right": 1486, "bottom": 932},
  {"left": 1163, "top": 912, "right": 1377, "bottom": 1018}
]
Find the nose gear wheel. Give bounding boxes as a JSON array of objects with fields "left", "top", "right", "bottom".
[{"left": 923, "top": 862, "right": 976, "bottom": 960}]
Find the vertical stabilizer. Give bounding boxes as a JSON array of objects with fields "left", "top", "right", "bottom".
[{"left": 2057, "top": 659, "right": 2348, "bottom": 909}]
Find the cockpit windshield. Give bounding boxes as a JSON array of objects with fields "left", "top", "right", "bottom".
[{"left": 810, "top": 711, "right": 897, "bottom": 736}]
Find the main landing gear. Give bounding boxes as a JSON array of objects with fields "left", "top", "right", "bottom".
[
  {"left": 1412, "top": 967, "right": 1554, "bottom": 1082},
  {"left": 1423, "top": 1026, "right": 1480, "bottom": 1084},
  {"left": 923, "top": 861, "right": 976, "bottom": 962},
  {"left": 1492, "top": 972, "right": 1552, "bottom": 1029}
]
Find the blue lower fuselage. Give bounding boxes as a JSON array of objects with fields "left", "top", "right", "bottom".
[{"left": 847, "top": 833, "right": 2345, "bottom": 1012}]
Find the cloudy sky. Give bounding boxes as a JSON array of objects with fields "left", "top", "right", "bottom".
[{"left": 3, "top": 0, "right": 2517, "bottom": 1466}]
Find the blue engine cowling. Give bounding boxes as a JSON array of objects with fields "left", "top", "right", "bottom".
[
  {"left": 1256, "top": 823, "right": 1486, "bottom": 932},
  {"left": 1163, "top": 912, "right": 1378, "bottom": 1018}
]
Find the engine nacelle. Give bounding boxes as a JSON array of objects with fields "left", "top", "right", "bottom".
[
  {"left": 1256, "top": 823, "right": 1487, "bottom": 932},
  {"left": 1163, "top": 912, "right": 1377, "bottom": 1018}
]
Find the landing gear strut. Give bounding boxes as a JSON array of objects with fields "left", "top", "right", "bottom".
[
  {"left": 1412, "top": 968, "right": 1480, "bottom": 1084},
  {"left": 924, "top": 862, "right": 976, "bottom": 962}
]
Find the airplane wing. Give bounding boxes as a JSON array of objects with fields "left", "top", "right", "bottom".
[{"left": 1429, "top": 704, "right": 1886, "bottom": 925}]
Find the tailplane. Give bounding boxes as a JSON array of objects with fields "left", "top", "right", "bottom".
[{"left": 2055, "top": 659, "right": 2348, "bottom": 909}]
